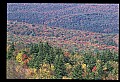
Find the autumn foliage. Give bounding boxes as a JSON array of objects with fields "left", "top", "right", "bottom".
[{"left": 7, "top": 41, "right": 118, "bottom": 80}]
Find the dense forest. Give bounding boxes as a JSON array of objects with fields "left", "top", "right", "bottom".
[
  {"left": 7, "top": 3, "right": 119, "bottom": 80},
  {"left": 7, "top": 3, "right": 119, "bottom": 33},
  {"left": 7, "top": 41, "right": 118, "bottom": 79}
]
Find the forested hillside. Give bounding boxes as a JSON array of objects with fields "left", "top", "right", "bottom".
[
  {"left": 7, "top": 3, "right": 119, "bottom": 33},
  {"left": 7, "top": 41, "right": 118, "bottom": 79},
  {"left": 7, "top": 21, "right": 119, "bottom": 53},
  {"left": 7, "top": 3, "right": 119, "bottom": 79},
  {"left": 7, "top": 21, "right": 119, "bottom": 79}
]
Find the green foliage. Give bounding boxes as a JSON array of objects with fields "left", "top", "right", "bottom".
[
  {"left": 83, "top": 52, "right": 96, "bottom": 70},
  {"left": 97, "top": 49, "right": 118, "bottom": 63},
  {"left": 29, "top": 43, "right": 39, "bottom": 54},
  {"left": 44, "top": 42, "right": 53, "bottom": 65},
  {"left": 7, "top": 50, "right": 13, "bottom": 59},
  {"left": 28, "top": 53, "right": 41, "bottom": 70},
  {"left": 7, "top": 42, "right": 15, "bottom": 59},
  {"left": 71, "top": 64, "right": 83, "bottom": 79},
  {"left": 10, "top": 42, "right": 15, "bottom": 52},
  {"left": 112, "top": 52, "right": 118, "bottom": 62},
  {"left": 7, "top": 40, "right": 118, "bottom": 79},
  {"left": 97, "top": 51, "right": 107, "bottom": 63},
  {"left": 54, "top": 54, "right": 66, "bottom": 79}
]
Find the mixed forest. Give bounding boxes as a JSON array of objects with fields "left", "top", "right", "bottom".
[
  {"left": 7, "top": 3, "right": 119, "bottom": 80},
  {"left": 7, "top": 21, "right": 119, "bottom": 79}
]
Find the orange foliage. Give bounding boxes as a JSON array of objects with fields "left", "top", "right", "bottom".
[{"left": 64, "top": 51, "right": 70, "bottom": 57}]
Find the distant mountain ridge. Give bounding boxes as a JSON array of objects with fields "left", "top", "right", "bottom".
[{"left": 7, "top": 3, "right": 119, "bottom": 33}]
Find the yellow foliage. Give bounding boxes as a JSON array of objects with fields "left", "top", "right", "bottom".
[
  {"left": 65, "top": 63, "right": 72, "bottom": 67},
  {"left": 33, "top": 68, "right": 37, "bottom": 73},
  {"left": 16, "top": 52, "right": 23, "bottom": 63},
  {"left": 51, "top": 64, "right": 54, "bottom": 70},
  {"left": 39, "top": 68, "right": 42, "bottom": 73},
  {"left": 35, "top": 76, "right": 39, "bottom": 79},
  {"left": 96, "top": 60, "right": 101, "bottom": 63},
  {"left": 62, "top": 76, "right": 72, "bottom": 79},
  {"left": 43, "top": 63, "right": 48, "bottom": 67},
  {"left": 82, "top": 64, "right": 86, "bottom": 69},
  {"left": 103, "top": 67, "right": 107, "bottom": 71}
]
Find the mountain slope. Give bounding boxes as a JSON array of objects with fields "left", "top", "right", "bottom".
[
  {"left": 7, "top": 3, "right": 119, "bottom": 33},
  {"left": 7, "top": 21, "right": 119, "bottom": 52}
]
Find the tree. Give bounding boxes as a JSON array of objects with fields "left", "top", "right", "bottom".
[
  {"left": 54, "top": 54, "right": 66, "bottom": 79},
  {"left": 9, "top": 42, "right": 15, "bottom": 52},
  {"left": 83, "top": 52, "right": 96, "bottom": 70},
  {"left": 83, "top": 65, "right": 95, "bottom": 80},
  {"left": 71, "top": 64, "right": 83, "bottom": 79},
  {"left": 38, "top": 41, "right": 45, "bottom": 66},
  {"left": 7, "top": 50, "right": 13, "bottom": 59},
  {"left": 28, "top": 53, "right": 42, "bottom": 73},
  {"left": 16, "top": 52, "right": 23, "bottom": 63},
  {"left": 94, "top": 60, "right": 104, "bottom": 80},
  {"left": 113, "top": 52, "right": 118, "bottom": 62},
  {"left": 44, "top": 42, "right": 51, "bottom": 62},
  {"left": 7, "top": 42, "right": 15, "bottom": 59},
  {"left": 45, "top": 47, "right": 55, "bottom": 68},
  {"left": 29, "top": 43, "right": 34, "bottom": 55},
  {"left": 16, "top": 51, "right": 29, "bottom": 67},
  {"left": 29, "top": 43, "right": 39, "bottom": 54},
  {"left": 33, "top": 43, "right": 39, "bottom": 53},
  {"left": 104, "top": 49, "right": 114, "bottom": 61},
  {"left": 112, "top": 51, "right": 119, "bottom": 62}
]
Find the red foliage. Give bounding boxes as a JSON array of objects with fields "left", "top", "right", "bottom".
[
  {"left": 23, "top": 59, "right": 29, "bottom": 64},
  {"left": 22, "top": 54, "right": 28, "bottom": 61},
  {"left": 92, "top": 66, "right": 97, "bottom": 72}
]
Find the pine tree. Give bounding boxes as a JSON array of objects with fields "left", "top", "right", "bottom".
[
  {"left": 44, "top": 42, "right": 56, "bottom": 68},
  {"left": 38, "top": 41, "right": 45, "bottom": 66},
  {"left": 29, "top": 43, "right": 33, "bottom": 55},
  {"left": 7, "top": 42, "right": 15, "bottom": 59},
  {"left": 10, "top": 42, "right": 15, "bottom": 52},
  {"left": 28, "top": 53, "right": 41, "bottom": 73},
  {"left": 54, "top": 54, "right": 66, "bottom": 79},
  {"left": 71, "top": 64, "right": 83, "bottom": 79},
  {"left": 29, "top": 43, "right": 39, "bottom": 54}
]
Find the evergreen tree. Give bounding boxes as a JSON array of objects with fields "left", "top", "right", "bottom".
[
  {"left": 72, "top": 64, "right": 83, "bottom": 79},
  {"left": 33, "top": 43, "right": 39, "bottom": 53},
  {"left": 29, "top": 43, "right": 33, "bottom": 55},
  {"left": 7, "top": 42, "right": 15, "bottom": 59},
  {"left": 113, "top": 52, "right": 118, "bottom": 62},
  {"left": 45, "top": 47, "right": 55, "bottom": 67},
  {"left": 9, "top": 42, "right": 15, "bottom": 52},
  {"left": 44, "top": 42, "right": 51, "bottom": 60},
  {"left": 49, "top": 47, "right": 56, "bottom": 64},
  {"left": 38, "top": 41, "right": 45, "bottom": 66},
  {"left": 54, "top": 54, "right": 66, "bottom": 79},
  {"left": 30, "top": 43, "right": 39, "bottom": 54},
  {"left": 83, "top": 52, "right": 96, "bottom": 70},
  {"left": 104, "top": 49, "right": 113, "bottom": 61},
  {"left": 95, "top": 60, "right": 104, "bottom": 80},
  {"left": 44, "top": 42, "right": 56, "bottom": 68},
  {"left": 7, "top": 50, "right": 13, "bottom": 59},
  {"left": 28, "top": 53, "right": 42, "bottom": 73}
]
